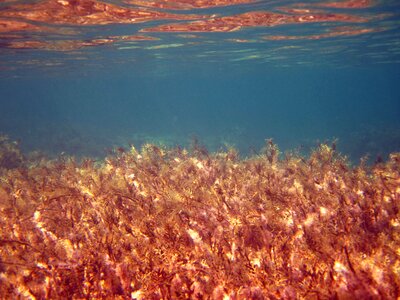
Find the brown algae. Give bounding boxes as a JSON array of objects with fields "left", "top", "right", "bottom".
[{"left": 0, "top": 136, "right": 399, "bottom": 299}]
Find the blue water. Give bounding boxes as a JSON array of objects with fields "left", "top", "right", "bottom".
[{"left": 1, "top": 0, "right": 400, "bottom": 161}]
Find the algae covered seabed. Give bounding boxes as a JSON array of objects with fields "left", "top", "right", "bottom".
[{"left": 0, "top": 136, "right": 399, "bottom": 299}]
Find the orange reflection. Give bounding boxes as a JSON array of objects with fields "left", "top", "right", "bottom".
[
  {"left": 110, "top": 35, "right": 159, "bottom": 41},
  {"left": 0, "top": 34, "right": 23, "bottom": 39},
  {"left": 125, "top": 0, "right": 255, "bottom": 10},
  {"left": 142, "top": 10, "right": 369, "bottom": 32},
  {"left": 5, "top": 34, "right": 158, "bottom": 50},
  {"left": 277, "top": 7, "right": 326, "bottom": 14},
  {"left": 7, "top": 40, "right": 53, "bottom": 49},
  {"left": 289, "top": 0, "right": 375, "bottom": 9},
  {"left": 319, "top": 0, "right": 375, "bottom": 8},
  {"left": 263, "top": 26, "right": 378, "bottom": 40},
  {"left": 0, "top": 18, "right": 45, "bottom": 33},
  {"left": 0, "top": 0, "right": 206, "bottom": 26},
  {"left": 7, "top": 38, "right": 115, "bottom": 50},
  {"left": 4, "top": 35, "right": 158, "bottom": 51},
  {"left": 0, "top": 0, "right": 386, "bottom": 53}
]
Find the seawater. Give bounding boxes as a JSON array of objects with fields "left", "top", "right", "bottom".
[{"left": 0, "top": 0, "right": 399, "bottom": 161}]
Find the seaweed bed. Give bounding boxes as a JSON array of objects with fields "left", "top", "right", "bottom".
[{"left": 0, "top": 136, "right": 399, "bottom": 299}]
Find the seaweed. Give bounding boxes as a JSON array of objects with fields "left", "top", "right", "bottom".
[{"left": 0, "top": 137, "right": 399, "bottom": 299}]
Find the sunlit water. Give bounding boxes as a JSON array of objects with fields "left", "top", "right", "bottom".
[{"left": 0, "top": 0, "right": 400, "bottom": 161}]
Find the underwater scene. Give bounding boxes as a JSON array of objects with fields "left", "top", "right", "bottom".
[{"left": 1, "top": 0, "right": 400, "bottom": 298}]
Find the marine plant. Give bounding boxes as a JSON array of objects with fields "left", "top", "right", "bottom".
[{"left": 0, "top": 137, "right": 399, "bottom": 299}]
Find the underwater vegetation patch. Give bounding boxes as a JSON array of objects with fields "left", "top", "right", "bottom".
[{"left": 0, "top": 136, "right": 399, "bottom": 299}]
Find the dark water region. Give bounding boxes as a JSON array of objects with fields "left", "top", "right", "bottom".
[{"left": 0, "top": 64, "right": 399, "bottom": 162}]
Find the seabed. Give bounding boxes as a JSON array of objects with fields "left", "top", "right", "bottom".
[{"left": 0, "top": 136, "right": 399, "bottom": 299}]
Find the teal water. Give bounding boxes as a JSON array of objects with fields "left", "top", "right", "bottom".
[{"left": 0, "top": 0, "right": 399, "bottom": 161}]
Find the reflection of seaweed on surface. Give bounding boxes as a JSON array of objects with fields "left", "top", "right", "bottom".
[{"left": 0, "top": 137, "right": 399, "bottom": 299}]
